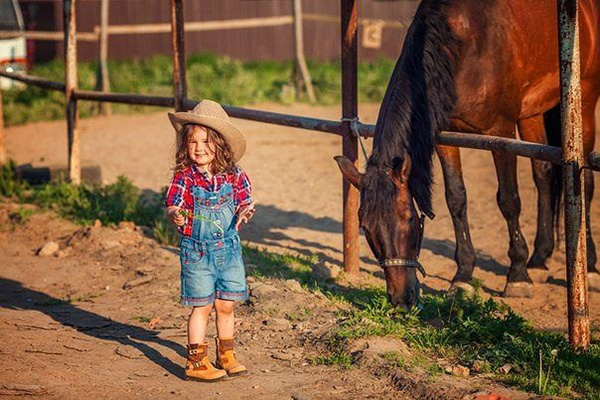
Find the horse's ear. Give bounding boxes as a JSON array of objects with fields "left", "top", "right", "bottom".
[
  {"left": 392, "top": 154, "right": 412, "bottom": 185},
  {"left": 334, "top": 156, "right": 363, "bottom": 189}
]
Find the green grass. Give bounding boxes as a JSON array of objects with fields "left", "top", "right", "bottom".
[
  {"left": 132, "top": 315, "right": 151, "bottom": 323},
  {"left": 235, "top": 240, "right": 598, "bottom": 397},
  {"left": 0, "top": 159, "right": 29, "bottom": 197},
  {"left": 1, "top": 165, "right": 598, "bottom": 397},
  {"left": 0, "top": 161, "right": 173, "bottom": 243},
  {"left": 1, "top": 53, "right": 396, "bottom": 126},
  {"left": 312, "top": 288, "right": 600, "bottom": 398}
]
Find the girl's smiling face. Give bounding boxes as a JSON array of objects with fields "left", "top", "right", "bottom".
[{"left": 187, "top": 125, "right": 215, "bottom": 171}]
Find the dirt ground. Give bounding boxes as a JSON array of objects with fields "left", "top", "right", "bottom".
[{"left": 1, "top": 101, "right": 599, "bottom": 398}]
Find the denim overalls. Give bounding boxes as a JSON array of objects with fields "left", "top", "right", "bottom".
[{"left": 179, "top": 182, "right": 248, "bottom": 307}]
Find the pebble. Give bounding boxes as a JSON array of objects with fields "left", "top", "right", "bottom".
[
  {"left": 498, "top": 363, "right": 512, "bottom": 375},
  {"left": 283, "top": 279, "right": 303, "bottom": 293},
  {"left": 451, "top": 364, "right": 470, "bottom": 377},
  {"left": 38, "top": 241, "right": 59, "bottom": 257},
  {"left": 118, "top": 221, "right": 135, "bottom": 231}
]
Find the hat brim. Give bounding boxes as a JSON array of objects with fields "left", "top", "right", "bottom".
[{"left": 168, "top": 112, "right": 246, "bottom": 163}]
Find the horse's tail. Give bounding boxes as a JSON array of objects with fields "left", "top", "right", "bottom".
[{"left": 543, "top": 104, "right": 563, "bottom": 246}]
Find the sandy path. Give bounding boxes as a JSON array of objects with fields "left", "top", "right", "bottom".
[{"left": 4, "top": 101, "right": 600, "bottom": 333}]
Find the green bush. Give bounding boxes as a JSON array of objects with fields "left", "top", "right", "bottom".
[
  {"left": 0, "top": 160, "right": 28, "bottom": 198},
  {"left": 32, "top": 175, "right": 166, "bottom": 227}
]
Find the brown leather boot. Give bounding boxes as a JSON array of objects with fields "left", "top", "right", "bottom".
[
  {"left": 185, "top": 343, "right": 227, "bottom": 382},
  {"left": 216, "top": 337, "right": 247, "bottom": 376}
]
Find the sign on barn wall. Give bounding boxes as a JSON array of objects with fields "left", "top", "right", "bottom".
[{"left": 362, "top": 19, "right": 384, "bottom": 49}]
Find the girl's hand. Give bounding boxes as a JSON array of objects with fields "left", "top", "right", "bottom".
[
  {"left": 235, "top": 200, "right": 256, "bottom": 230},
  {"left": 167, "top": 206, "right": 185, "bottom": 226}
]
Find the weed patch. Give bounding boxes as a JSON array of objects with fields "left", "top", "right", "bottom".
[{"left": 314, "top": 287, "right": 600, "bottom": 398}]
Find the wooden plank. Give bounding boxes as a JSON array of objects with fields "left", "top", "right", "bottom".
[
  {"left": 303, "top": 13, "right": 406, "bottom": 29},
  {"left": 101, "top": 16, "right": 294, "bottom": 35},
  {"left": 0, "top": 30, "right": 98, "bottom": 41}
]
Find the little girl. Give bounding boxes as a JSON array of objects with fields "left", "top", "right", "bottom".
[{"left": 165, "top": 99, "right": 255, "bottom": 382}]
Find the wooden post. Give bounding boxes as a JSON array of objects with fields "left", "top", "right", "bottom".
[
  {"left": 97, "top": 0, "right": 111, "bottom": 115},
  {"left": 0, "top": 85, "right": 6, "bottom": 165},
  {"left": 64, "top": 0, "right": 80, "bottom": 184},
  {"left": 292, "top": 0, "right": 316, "bottom": 103},
  {"left": 557, "top": 0, "right": 589, "bottom": 350},
  {"left": 341, "top": 0, "right": 359, "bottom": 274},
  {"left": 170, "top": 0, "right": 187, "bottom": 112}
]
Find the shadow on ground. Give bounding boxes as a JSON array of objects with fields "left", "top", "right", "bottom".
[{"left": 0, "top": 278, "right": 186, "bottom": 379}]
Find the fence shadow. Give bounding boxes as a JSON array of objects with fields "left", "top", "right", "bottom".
[
  {"left": 0, "top": 278, "right": 186, "bottom": 379},
  {"left": 243, "top": 204, "right": 509, "bottom": 278},
  {"left": 17, "top": 163, "right": 103, "bottom": 186}
]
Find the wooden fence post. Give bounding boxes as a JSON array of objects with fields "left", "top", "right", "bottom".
[
  {"left": 557, "top": 0, "right": 589, "bottom": 350},
  {"left": 340, "top": 0, "right": 359, "bottom": 274},
  {"left": 170, "top": 0, "right": 187, "bottom": 112},
  {"left": 292, "top": 0, "right": 315, "bottom": 103},
  {"left": 97, "top": 0, "right": 111, "bottom": 115},
  {"left": 64, "top": 0, "right": 80, "bottom": 184}
]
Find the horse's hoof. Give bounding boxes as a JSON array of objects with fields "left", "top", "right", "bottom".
[
  {"left": 448, "top": 281, "right": 475, "bottom": 297},
  {"left": 503, "top": 281, "right": 534, "bottom": 298},
  {"left": 528, "top": 268, "right": 550, "bottom": 283},
  {"left": 588, "top": 272, "right": 600, "bottom": 293}
]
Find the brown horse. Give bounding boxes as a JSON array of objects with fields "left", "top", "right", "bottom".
[{"left": 335, "top": 0, "right": 600, "bottom": 309}]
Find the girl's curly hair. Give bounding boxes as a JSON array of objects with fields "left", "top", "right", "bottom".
[{"left": 174, "top": 124, "right": 235, "bottom": 173}]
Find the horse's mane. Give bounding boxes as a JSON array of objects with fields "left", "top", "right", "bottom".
[{"left": 364, "top": 0, "right": 460, "bottom": 219}]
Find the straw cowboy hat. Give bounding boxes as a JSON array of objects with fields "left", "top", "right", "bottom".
[{"left": 168, "top": 100, "right": 246, "bottom": 162}]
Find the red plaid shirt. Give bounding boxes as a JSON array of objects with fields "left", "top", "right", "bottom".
[{"left": 164, "top": 164, "right": 253, "bottom": 236}]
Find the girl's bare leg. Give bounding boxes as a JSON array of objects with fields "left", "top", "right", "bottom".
[
  {"left": 214, "top": 299, "right": 235, "bottom": 338},
  {"left": 188, "top": 304, "right": 213, "bottom": 344}
]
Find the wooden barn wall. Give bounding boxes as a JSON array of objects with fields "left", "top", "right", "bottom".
[{"left": 18, "top": 0, "right": 419, "bottom": 63}]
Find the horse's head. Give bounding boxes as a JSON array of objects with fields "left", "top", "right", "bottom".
[{"left": 334, "top": 154, "right": 424, "bottom": 310}]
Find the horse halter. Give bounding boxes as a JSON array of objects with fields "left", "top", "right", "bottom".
[{"left": 378, "top": 211, "right": 428, "bottom": 277}]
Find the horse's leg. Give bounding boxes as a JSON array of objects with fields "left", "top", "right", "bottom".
[
  {"left": 436, "top": 144, "right": 476, "bottom": 294},
  {"left": 518, "top": 115, "right": 554, "bottom": 275},
  {"left": 492, "top": 145, "right": 532, "bottom": 297},
  {"left": 581, "top": 83, "right": 599, "bottom": 290}
]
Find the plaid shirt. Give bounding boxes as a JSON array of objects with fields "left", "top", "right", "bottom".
[{"left": 165, "top": 164, "right": 253, "bottom": 236}]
